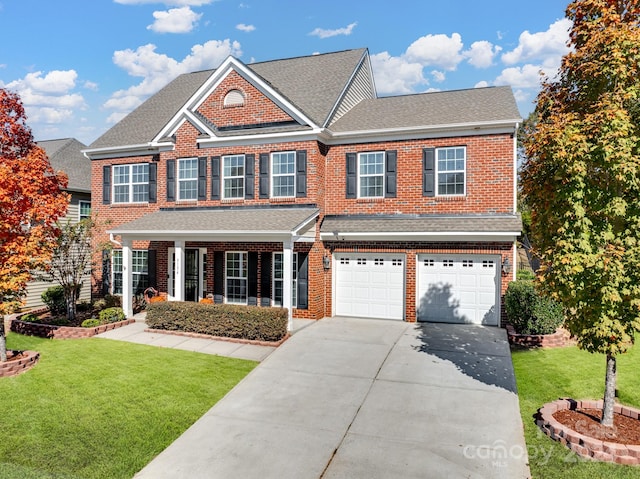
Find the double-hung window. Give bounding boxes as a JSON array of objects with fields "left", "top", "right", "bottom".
[
  {"left": 79, "top": 200, "right": 91, "bottom": 220},
  {"left": 437, "top": 147, "right": 466, "bottom": 196},
  {"left": 271, "top": 151, "right": 296, "bottom": 197},
  {"left": 178, "top": 158, "right": 198, "bottom": 200},
  {"left": 358, "top": 152, "right": 384, "bottom": 198},
  {"left": 272, "top": 252, "right": 298, "bottom": 308},
  {"left": 225, "top": 252, "right": 247, "bottom": 304},
  {"left": 223, "top": 154, "right": 245, "bottom": 199},
  {"left": 112, "top": 250, "right": 148, "bottom": 295},
  {"left": 113, "top": 164, "right": 149, "bottom": 203}
]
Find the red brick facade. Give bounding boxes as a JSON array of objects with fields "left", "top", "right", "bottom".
[{"left": 90, "top": 57, "right": 518, "bottom": 326}]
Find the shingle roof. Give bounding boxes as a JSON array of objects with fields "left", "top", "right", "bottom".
[
  {"left": 328, "top": 86, "right": 521, "bottom": 133},
  {"left": 37, "top": 138, "right": 90, "bottom": 192},
  {"left": 89, "top": 49, "right": 368, "bottom": 150},
  {"left": 321, "top": 214, "right": 522, "bottom": 234},
  {"left": 110, "top": 207, "right": 319, "bottom": 235}
]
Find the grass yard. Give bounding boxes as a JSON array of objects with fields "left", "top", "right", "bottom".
[
  {"left": 512, "top": 343, "right": 640, "bottom": 479},
  {"left": 0, "top": 333, "right": 257, "bottom": 479}
]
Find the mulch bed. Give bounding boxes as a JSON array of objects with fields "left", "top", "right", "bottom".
[{"left": 554, "top": 408, "right": 640, "bottom": 445}]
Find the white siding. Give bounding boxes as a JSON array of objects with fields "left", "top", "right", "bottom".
[{"left": 326, "top": 55, "right": 376, "bottom": 126}]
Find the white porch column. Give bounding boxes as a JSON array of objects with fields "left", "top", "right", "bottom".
[
  {"left": 174, "top": 240, "right": 185, "bottom": 302},
  {"left": 122, "top": 239, "right": 134, "bottom": 318},
  {"left": 282, "top": 238, "right": 294, "bottom": 331}
]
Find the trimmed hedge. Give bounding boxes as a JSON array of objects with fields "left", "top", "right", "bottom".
[
  {"left": 505, "top": 280, "right": 564, "bottom": 335},
  {"left": 145, "top": 301, "right": 288, "bottom": 342}
]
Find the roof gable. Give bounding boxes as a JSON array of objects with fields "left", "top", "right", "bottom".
[{"left": 37, "top": 138, "right": 90, "bottom": 193}]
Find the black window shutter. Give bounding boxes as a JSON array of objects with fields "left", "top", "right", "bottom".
[
  {"left": 101, "top": 249, "right": 111, "bottom": 295},
  {"left": 213, "top": 251, "right": 224, "bottom": 303},
  {"left": 423, "top": 148, "right": 435, "bottom": 197},
  {"left": 260, "top": 252, "right": 272, "bottom": 306},
  {"left": 346, "top": 153, "right": 357, "bottom": 199},
  {"left": 296, "top": 150, "right": 307, "bottom": 198},
  {"left": 297, "top": 252, "right": 309, "bottom": 310},
  {"left": 102, "top": 165, "right": 111, "bottom": 204},
  {"left": 385, "top": 150, "right": 397, "bottom": 198},
  {"left": 198, "top": 157, "right": 207, "bottom": 200},
  {"left": 245, "top": 154, "right": 255, "bottom": 199},
  {"left": 248, "top": 252, "right": 258, "bottom": 306},
  {"left": 259, "top": 153, "right": 270, "bottom": 198},
  {"left": 148, "top": 163, "right": 157, "bottom": 203},
  {"left": 211, "top": 156, "right": 221, "bottom": 200},
  {"left": 166, "top": 159, "right": 176, "bottom": 202},
  {"left": 147, "top": 250, "right": 157, "bottom": 289}
]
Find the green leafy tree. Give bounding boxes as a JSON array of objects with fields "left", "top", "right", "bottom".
[{"left": 521, "top": 0, "right": 640, "bottom": 426}]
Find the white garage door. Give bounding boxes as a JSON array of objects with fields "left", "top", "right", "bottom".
[
  {"left": 417, "top": 254, "right": 500, "bottom": 325},
  {"left": 335, "top": 253, "right": 405, "bottom": 320}
]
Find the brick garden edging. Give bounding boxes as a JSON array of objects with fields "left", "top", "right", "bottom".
[
  {"left": 145, "top": 328, "right": 290, "bottom": 347},
  {"left": 537, "top": 398, "right": 640, "bottom": 465},
  {"left": 10, "top": 318, "right": 136, "bottom": 339},
  {"left": 0, "top": 350, "right": 40, "bottom": 378},
  {"left": 507, "top": 324, "right": 575, "bottom": 348}
]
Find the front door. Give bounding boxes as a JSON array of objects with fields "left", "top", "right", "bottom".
[{"left": 168, "top": 247, "right": 207, "bottom": 302}]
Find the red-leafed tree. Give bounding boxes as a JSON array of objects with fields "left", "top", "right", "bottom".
[{"left": 0, "top": 88, "right": 69, "bottom": 361}]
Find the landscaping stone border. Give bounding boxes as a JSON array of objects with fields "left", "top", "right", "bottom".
[
  {"left": 0, "top": 350, "right": 40, "bottom": 378},
  {"left": 145, "top": 328, "right": 289, "bottom": 347},
  {"left": 10, "top": 317, "right": 136, "bottom": 339},
  {"left": 537, "top": 398, "right": 640, "bottom": 465},
  {"left": 507, "top": 325, "right": 575, "bottom": 348}
]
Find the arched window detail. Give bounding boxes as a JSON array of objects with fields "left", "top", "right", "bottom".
[{"left": 224, "top": 89, "right": 245, "bottom": 107}]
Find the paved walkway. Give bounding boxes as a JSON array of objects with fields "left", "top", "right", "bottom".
[{"left": 117, "top": 317, "right": 530, "bottom": 479}]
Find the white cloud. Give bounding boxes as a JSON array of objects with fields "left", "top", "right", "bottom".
[
  {"left": 495, "top": 64, "right": 545, "bottom": 89},
  {"left": 464, "top": 41, "right": 502, "bottom": 68},
  {"left": 502, "top": 18, "right": 571, "bottom": 65},
  {"left": 431, "top": 70, "right": 445, "bottom": 83},
  {"left": 370, "top": 51, "right": 427, "bottom": 95},
  {"left": 474, "top": 80, "right": 489, "bottom": 88},
  {"left": 106, "top": 111, "right": 130, "bottom": 125},
  {"left": 115, "top": 0, "right": 214, "bottom": 5},
  {"left": 147, "top": 6, "right": 202, "bottom": 33},
  {"left": 84, "top": 80, "right": 99, "bottom": 91},
  {"left": 236, "top": 23, "right": 255, "bottom": 32},
  {"left": 309, "top": 22, "right": 357, "bottom": 39},
  {"left": 404, "top": 33, "right": 464, "bottom": 71},
  {"left": 105, "top": 39, "right": 241, "bottom": 117},
  {"left": 27, "top": 107, "right": 74, "bottom": 124},
  {"left": 6, "top": 70, "right": 78, "bottom": 94}
]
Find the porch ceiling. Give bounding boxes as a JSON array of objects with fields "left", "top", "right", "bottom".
[{"left": 109, "top": 207, "right": 319, "bottom": 242}]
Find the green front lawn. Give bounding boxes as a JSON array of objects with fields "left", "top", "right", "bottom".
[
  {"left": 0, "top": 333, "right": 257, "bottom": 479},
  {"left": 512, "top": 344, "right": 640, "bottom": 478}
]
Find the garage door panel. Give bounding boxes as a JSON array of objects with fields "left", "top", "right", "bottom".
[
  {"left": 417, "top": 254, "right": 500, "bottom": 325},
  {"left": 335, "top": 253, "right": 404, "bottom": 320}
]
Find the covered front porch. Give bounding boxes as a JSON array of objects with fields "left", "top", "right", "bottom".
[{"left": 108, "top": 207, "right": 319, "bottom": 331}]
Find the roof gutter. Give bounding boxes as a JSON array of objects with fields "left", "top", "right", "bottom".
[{"left": 82, "top": 141, "right": 175, "bottom": 160}]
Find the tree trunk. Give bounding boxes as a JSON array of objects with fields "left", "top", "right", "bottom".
[
  {"left": 602, "top": 353, "right": 617, "bottom": 427},
  {"left": 0, "top": 318, "right": 7, "bottom": 363}
]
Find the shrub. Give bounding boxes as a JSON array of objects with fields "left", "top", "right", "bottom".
[
  {"left": 76, "top": 300, "right": 92, "bottom": 312},
  {"left": 81, "top": 318, "right": 101, "bottom": 328},
  {"left": 104, "top": 295, "right": 122, "bottom": 308},
  {"left": 20, "top": 312, "right": 40, "bottom": 323},
  {"left": 42, "top": 285, "right": 66, "bottom": 316},
  {"left": 98, "top": 307, "right": 125, "bottom": 324},
  {"left": 146, "top": 301, "right": 288, "bottom": 342},
  {"left": 92, "top": 299, "right": 107, "bottom": 311},
  {"left": 505, "top": 280, "right": 564, "bottom": 335},
  {"left": 516, "top": 269, "right": 535, "bottom": 281}
]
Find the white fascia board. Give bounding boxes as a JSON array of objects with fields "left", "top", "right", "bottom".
[
  {"left": 323, "top": 120, "right": 522, "bottom": 145},
  {"left": 320, "top": 231, "right": 520, "bottom": 242},
  {"left": 82, "top": 142, "right": 175, "bottom": 160},
  {"left": 110, "top": 229, "right": 299, "bottom": 243},
  {"left": 197, "top": 128, "right": 326, "bottom": 148},
  {"left": 292, "top": 210, "right": 319, "bottom": 236}
]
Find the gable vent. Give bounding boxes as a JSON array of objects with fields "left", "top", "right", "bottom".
[{"left": 224, "top": 89, "right": 245, "bottom": 107}]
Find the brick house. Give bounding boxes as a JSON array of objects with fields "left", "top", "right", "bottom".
[{"left": 84, "top": 48, "right": 522, "bottom": 329}]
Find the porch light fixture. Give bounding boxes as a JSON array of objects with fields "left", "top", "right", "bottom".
[
  {"left": 323, "top": 255, "right": 331, "bottom": 270},
  {"left": 502, "top": 257, "right": 512, "bottom": 276}
]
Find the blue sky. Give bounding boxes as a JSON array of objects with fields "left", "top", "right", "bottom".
[{"left": 0, "top": 0, "right": 571, "bottom": 146}]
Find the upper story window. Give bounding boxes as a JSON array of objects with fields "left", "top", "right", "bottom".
[
  {"left": 79, "top": 200, "right": 91, "bottom": 220},
  {"left": 224, "top": 89, "right": 245, "bottom": 107},
  {"left": 113, "top": 164, "right": 149, "bottom": 203},
  {"left": 178, "top": 158, "right": 198, "bottom": 200},
  {"left": 271, "top": 151, "right": 296, "bottom": 197},
  {"left": 358, "top": 152, "right": 385, "bottom": 198},
  {"left": 223, "top": 154, "right": 245, "bottom": 199},
  {"left": 436, "top": 146, "right": 466, "bottom": 196}
]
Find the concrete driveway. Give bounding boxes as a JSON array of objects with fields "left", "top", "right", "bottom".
[{"left": 135, "top": 317, "right": 530, "bottom": 479}]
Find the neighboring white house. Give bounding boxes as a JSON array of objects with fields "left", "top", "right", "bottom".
[{"left": 23, "top": 138, "right": 92, "bottom": 310}]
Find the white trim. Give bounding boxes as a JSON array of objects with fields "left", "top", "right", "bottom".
[
  {"left": 222, "top": 154, "right": 246, "bottom": 199},
  {"left": 78, "top": 200, "right": 91, "bottom": 221},
  {"left": 435, "top": 146, "right": 466, "bottom": 197},
  {"left": 272, "top": 252, "right": 298, "bottom": 308},
  {"left": 320, "top": 231, "right": 520, "bottom": 243},
  {"left": 270, "top": 151, "right": 296, "bottom": 198},
  {"left": 177, "top": 158, "right": 198, "bottom": 201},
  {"left": 225, "top": 251, "right": 248, "bottom": 305},
  {"left": 197, "top": 128, "right": 325, "bottom": 148},
  {"left": 357, "top": 151, "right": 385, "bottom": 199},
  {"left": 112, "top": 163, "right": 150, "bottom": 204}
]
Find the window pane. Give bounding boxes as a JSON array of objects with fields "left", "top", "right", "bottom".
[
  {"left": 436, "top": 147, "right": 465, "bottom": 195},
  {"left": 79, "top": 201, "right": 91, "bottom": 219},
  {"left": 273, "top": 176, "right": 295, "bottom": 197},
  {"left": 358, "top": 152, "right": 384, "bottom": 198},
  {"left": 272, "top": 152, "right": 295, "bottom": 175},
  {"left": 132, "top": 164, "right": 148, "bottom": 183},
  {"left": 114, "top": 185, "right": 129, "bottom": 203},
  {"left": 113, "top": 166, "right": 129, "bottom": 185},
  {"left": 271, "top": 152, "right": 295, "bottom": 197}
]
